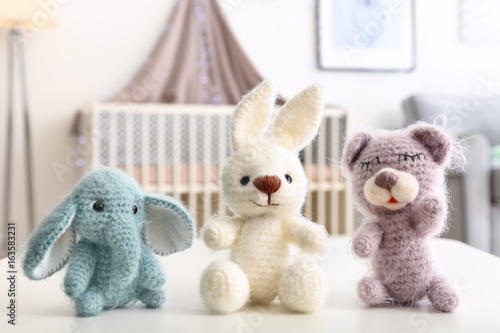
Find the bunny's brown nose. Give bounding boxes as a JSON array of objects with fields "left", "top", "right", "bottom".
[
  {"left": 375, "top": 171, "right": 398, "bottom": 190},
  {"left": 253, "top": 175, "right": 282, "bottom": 194}
]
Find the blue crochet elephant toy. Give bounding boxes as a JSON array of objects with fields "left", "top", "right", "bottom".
[{"left": 23, "top": 167, "right": 194, "bottom": 316}]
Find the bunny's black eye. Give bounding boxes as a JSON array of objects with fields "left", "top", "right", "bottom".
[
  {"left": 92, "top": 201, "right": 104, "bottom": 212},
  {"left": 285, "top": 174, "right": 292, "bottom": 184},
  {"left": 240, "top": 176, "right": 250, "bottom": 185},
  {"left": 133, "top": 205, "right": 138, "bottom": 214}
]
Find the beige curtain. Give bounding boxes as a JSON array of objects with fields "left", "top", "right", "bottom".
[{"left": 111, "top": 0, "right": 281, "bottom": 105}]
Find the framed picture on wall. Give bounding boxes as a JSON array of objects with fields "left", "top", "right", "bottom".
[{"left": 316, "top": 0, "right": 415, "bottom": 72}]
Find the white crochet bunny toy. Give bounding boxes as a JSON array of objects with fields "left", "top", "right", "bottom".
[{"left": 200, "top": 81, "right": 328, "bottom": 314}]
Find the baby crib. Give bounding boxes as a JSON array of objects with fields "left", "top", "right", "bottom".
[{"left": 78, "top": 103, "right": 353, "bottom": 234}]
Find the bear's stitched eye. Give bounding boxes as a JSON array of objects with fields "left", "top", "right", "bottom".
[
  {"left": 133, "top": 205, "right": 138, "bottom": 214},
  {"left": 92, "top": 201, "right": 105, "bottom": 212},
  {"left": 360, "top": 156, "right": 380, "bottom": 170},
  {"left": 285, "top": 174, "right": 292, "bottom": 184},
  {"left": 398, "top": 153, "right": 425, "bottom": 162},
  {"left": 240, "top": 176, "right": 250, "bottom": 185}
]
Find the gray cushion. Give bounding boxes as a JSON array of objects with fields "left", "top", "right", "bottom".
[
  {"left": 493, "top": 168, "right": 500, "bottom": 205},
  {"left": 403, "top": 95, "right": 500, "bottom": 145}
]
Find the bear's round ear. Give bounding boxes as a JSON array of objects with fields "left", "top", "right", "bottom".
[
  {"left": 411, "top": 125, "right": 451, "bottom": 166},
  {"left": 342, "top": 132, "right": 371, "bottom": 172}
]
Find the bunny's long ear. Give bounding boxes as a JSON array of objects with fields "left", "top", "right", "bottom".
[
  {"left": 23, "top": 199, "right": 76, "bottom": 280},
  {"left": 142, "top": 193, "right": 194, "bottom": 256},
  {"left": 231, "top": 80, "right": 277, "bottom": 151},
  {"left": 270, "top": 83, "right": 325, "bottom": 152}
]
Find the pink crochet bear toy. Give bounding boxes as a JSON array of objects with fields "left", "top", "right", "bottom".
[{"left": 342, "top": 124, "right": 459, "bottom": 312}]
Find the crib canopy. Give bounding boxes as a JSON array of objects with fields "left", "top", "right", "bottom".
[{"left": 111, "top": 0, "right": 281, "bottom": 105}]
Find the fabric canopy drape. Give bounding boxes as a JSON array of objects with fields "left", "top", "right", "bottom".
[{"left": 112, "top": 0, "right": 281, "bottom": 105}]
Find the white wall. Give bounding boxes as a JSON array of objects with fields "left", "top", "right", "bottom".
[
  {"left": 1, "top": 0, "right": 499, "bottom": 245},
  {"left": 224, "top": 0, "right": 500, "bottom": 129}
]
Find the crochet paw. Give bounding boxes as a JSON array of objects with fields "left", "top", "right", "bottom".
[
  {"left": 358, "top": 277, "right": 390, "bottom": 306},
  {"left": 138, "top": 288, "right": 166, "bottom": 309},
  {"left": 75, "top": 288, "right": 103, "bottom": 317},
  {"left": 353, "top": 236, "right": 376, "bottom": 258},
  {"left": 295, "top": 223, "right": 327, "bottom": 253},
  {"left": 413, "top": 197, "right": 445, "bottom": 236},
  {"left": 428, "top": 276, "right": 459, "bottom": 312},
  {"left": 418, "top": 197, "right": 444, "bottom": 219},
  {"left": 203, "top": 221, "right": 236, "bottom": 250},
  {"left": 200, "top": 260, "right": 249, "bottom": 314},
  {"left": 140, "top": 271, "right": 166, "bottom": 290},
  {"left": 64, "top": 277, "right": 87, "bottom": 299},
  {"left": 279, "top": 259, "right": 326, "bottom": 313}
]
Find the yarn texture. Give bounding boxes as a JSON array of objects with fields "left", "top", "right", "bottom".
[
  {"left": 23, "top": 167, "right": 194, "bottom": 316},
  {"left": 342, "top": 124, "right": 459, "bottom": 312},
  {"left": 200, "top": 81, "right": 328, "bottom": 314}
]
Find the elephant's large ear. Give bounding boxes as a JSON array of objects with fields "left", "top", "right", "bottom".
[
  {"left": 142, "top": 193, "right": 194, "bottom": 256},
  {"left": 23, "top": 200, "right": 76, "bottom": 280}
]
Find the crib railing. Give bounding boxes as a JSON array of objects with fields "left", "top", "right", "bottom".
[
  {"left": 80, "top": 103, "right": 352, "bottom": 234},
  {"left": 304, "top": 107, "right": 353, "bottom": 235}
]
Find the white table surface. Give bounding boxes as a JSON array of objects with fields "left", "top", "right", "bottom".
[{"left": 2, "top": 237, "right": 500, "bottom": 333}]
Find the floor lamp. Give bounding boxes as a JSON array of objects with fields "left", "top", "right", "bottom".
[{"left": 1, "top": 18, "right": 55, "bottom": 234}]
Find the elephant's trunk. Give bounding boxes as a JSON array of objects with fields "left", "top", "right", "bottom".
[{"left": 106, "top": 219, "right": 141, "bottom": 286}]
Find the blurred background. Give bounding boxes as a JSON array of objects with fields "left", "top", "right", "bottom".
[{"left": 1, "top": 0, "right": 499, "bottom": 255}]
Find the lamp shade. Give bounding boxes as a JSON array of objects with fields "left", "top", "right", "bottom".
[
  {"left": 0, "top": 0, "right": 40, "bottom": 19},
  {"left": 0, "top": 0, "right": 57, "bottom": 29}
]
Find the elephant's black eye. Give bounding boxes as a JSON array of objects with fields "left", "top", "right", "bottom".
[
  {"left": 285, "top": 174, "right": 292, "bottom": 184},
  {"left": 240, "top": 176, "right": 250, "bottom": 186},
  {"left": 133, "top": 205, "right": 138, "bottom": 214},
  {"left": 92, "top": 201, "right": 104, "bottom": 212}
]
